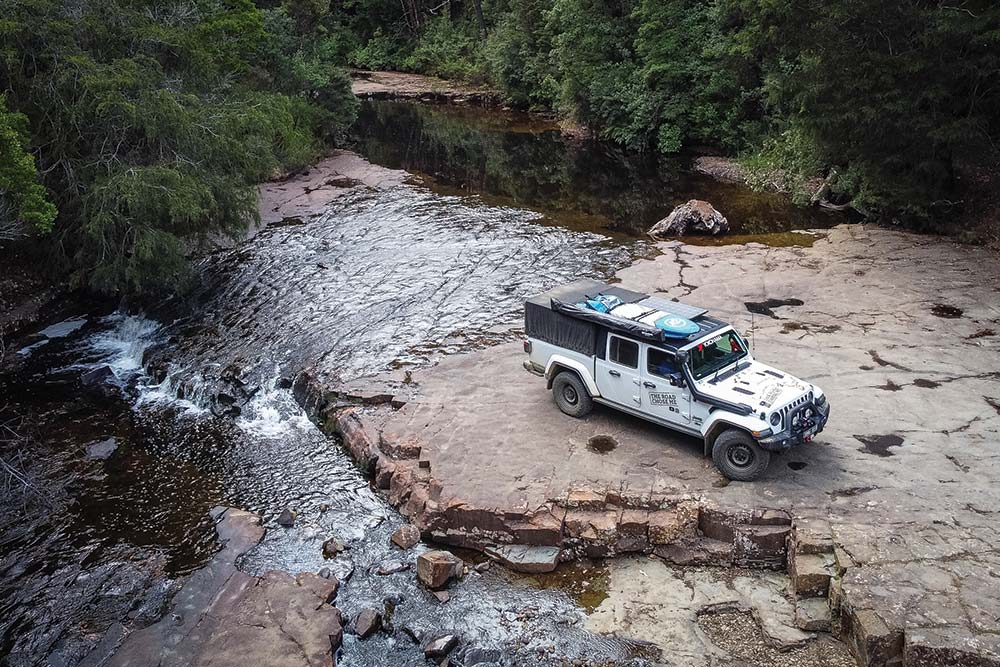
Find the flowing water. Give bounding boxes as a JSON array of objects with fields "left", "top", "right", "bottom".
[{"left": 1, "top": 100, "right": 845, "bottom": 667}]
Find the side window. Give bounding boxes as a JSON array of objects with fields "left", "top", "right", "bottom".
[
  {"left": 609, "top": 336, "right": 639, "bottom": 368},
  {"left": 647, "top": 348, "right": 677, "bottom": 378}
]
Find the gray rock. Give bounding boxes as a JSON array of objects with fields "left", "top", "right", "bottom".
[
  {"left": 354, "top": 608, "right": 382, "bottom": 639},
  {"left": 424, "top": 634, "right": 459, "bottom": 659},
  {"left": 81, "top": 365, "right": 116, "bottom": 386},
  {"left": 276, "top": 508, "right": 297, "bottom": 527},
  {"left": 648, "top": 199, "right": 729, "bottom": 238},
  {"left": 391, "top": 524, "right": 421, "bottom": 550},
  {"left": 376, "top": 560, "right": 409, "bottom": 575},
  {"left": 416, "top": 550, "right": 463, "bottom": 590},
  {"left": 86, "top": 438, "right": 118, "bottom": 461},
  {"left": 483, "top": 545, "right": 559, "bottom": 574}
]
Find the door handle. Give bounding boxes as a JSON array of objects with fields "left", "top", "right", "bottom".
[
  {"left": 643, "top": 381, "right": 656, "bottom": 389},
  {"left": 609, "top": 369, "right": 621, "bottom": 377}
]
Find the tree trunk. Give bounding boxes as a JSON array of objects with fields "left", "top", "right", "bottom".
[{"left": 472, "top": 0, "right": 485, "bottom": 34}]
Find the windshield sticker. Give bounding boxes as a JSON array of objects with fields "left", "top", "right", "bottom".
[
  {"left": 760, "top": 384, "right": 782, "bottom": 407},
  {"left": 649, "top": 393, "right": 678, "bottom": 407}
]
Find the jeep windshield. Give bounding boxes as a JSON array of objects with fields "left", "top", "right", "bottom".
[{"left": 688, "top": 330, "right": 748, "bottom": 380}]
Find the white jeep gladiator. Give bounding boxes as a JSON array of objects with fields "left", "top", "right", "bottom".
[{"left": 522, "top": 280, "right": 830, "bottom": 481}]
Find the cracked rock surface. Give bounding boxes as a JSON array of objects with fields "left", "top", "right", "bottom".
[{"left": 341, "top": 224, "right": 1000, "bottom": 664}]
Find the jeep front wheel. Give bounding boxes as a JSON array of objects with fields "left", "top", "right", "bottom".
[
  {"left": 552, "top": 371, "right": 593, "bottom": 418},
  {"left": 712, "top": 429, "right": 770, "bottom": 482}
]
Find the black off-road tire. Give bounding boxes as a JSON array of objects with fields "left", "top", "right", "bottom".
[
  {"left": 552, "top": 371, "right": 593, "bottom": 418},
  {"left": 712, "top": 429, "right": 770, "bottom": 482}
]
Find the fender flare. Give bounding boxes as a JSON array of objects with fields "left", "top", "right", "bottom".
[
  {"left": 545, "top": 355, "right": 600, "bottom": 397},
  {"left": 701, "top": 412, "right": 768, "bottom": 456}
]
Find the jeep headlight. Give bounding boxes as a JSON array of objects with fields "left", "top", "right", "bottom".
[{"left": 769, "top": 412, "right": 781, "bottom": 427}]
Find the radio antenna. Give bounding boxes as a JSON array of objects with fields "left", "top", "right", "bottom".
[{"left": 751, "top": 310, "right": 756, "bottom": 354}]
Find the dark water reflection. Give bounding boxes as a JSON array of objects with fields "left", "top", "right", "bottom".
[{"left": 350, "top": 100, "right": 843, "bottom": 238}]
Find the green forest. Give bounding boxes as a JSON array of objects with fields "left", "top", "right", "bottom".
[{"left": 1, "top": 0, "right": 998, "bottom": 296}]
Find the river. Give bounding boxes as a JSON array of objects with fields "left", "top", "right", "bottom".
[{"left": 0, "top": 100, "right": 846, "bottom": 667}]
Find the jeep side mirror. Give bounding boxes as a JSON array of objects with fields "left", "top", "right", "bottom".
[{"left": 669, "top": 372, "right": 686, "bottom": 388}]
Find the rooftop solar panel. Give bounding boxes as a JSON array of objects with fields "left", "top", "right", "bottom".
[{"left": 638, "top": 297, "right": 708, "bottom": 320}]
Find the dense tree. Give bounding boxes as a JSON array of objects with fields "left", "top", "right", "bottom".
[
  {"left": 0, "top": 96, "right": 56, "bottom": 238},
  {"left": 333, "top": 0, "right": 1000, "bottom": 228},
  {"left": 0, "top": 0, "right": 356, "bottom": 295},
  {"left": 730, "top": 0, "right": 1000, "bottom": 221}
]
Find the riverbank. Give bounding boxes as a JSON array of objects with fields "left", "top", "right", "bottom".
[{"left": 297, "top": 223, "right": 1000, "bottom": 666}]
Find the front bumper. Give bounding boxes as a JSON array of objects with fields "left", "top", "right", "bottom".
[{"left": 757, "top": 402, "right": 830, "bottom": 452}]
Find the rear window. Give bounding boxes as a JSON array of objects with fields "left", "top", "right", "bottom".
[{"left": 609, "top": 336, "right": 639, "bottom": 368}]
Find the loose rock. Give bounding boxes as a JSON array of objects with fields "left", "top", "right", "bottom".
[
  {"left": 416, "top": 550, "right": 463, "bottom": 590},
  {"left": 377, "top": 560, "right": 410, "bottom": 575},
  {"left": 276, "top": 508, "right": 297, "bottom": 527},
  {"left": 391, "top": 524, "right": 421, "bottom": 550},
  {"left": 424, "top": 634, "right": 459, "bottom": 659},
  {"left": 354, "top": 608, "right": 382, "bottom": 639},
  {"left": 322, "top": 538, "right": 346, "bottom": 558},
  {"left": 85, "top": 438, "right": 118, "bottom": 461},
  {"left": 648, "top": 199, "right": 729, "bottom": 238},
  {"left": 432, "top": 590, "right": 450, "bottom": 603}
]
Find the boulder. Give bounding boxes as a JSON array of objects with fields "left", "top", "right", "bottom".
[
  {"left": 424, "top": 634, "right": 459, "bottom": 659},
  {"left": 277, "top": 508, "right": 297, "bottom": 527},
  {"left": 648, "top": 200, "right": 729, "bottom": 238},
  {"left": 416, "top": 550, "right": 463, "bottom": 590},
  {"left": 391, "top": 524, "right": 421, "bottom": 550},
  {"left": 354, "top": 608, "right": 382, "bottom": 639}
]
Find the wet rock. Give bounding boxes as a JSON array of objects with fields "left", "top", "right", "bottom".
[
  {"left": 424, "top": 634, "right": 459, "bottom": 659},
  {"left": 391, "top": 524, "right": 421, "bottom": 550},
  {"left": 376, "top": 560, "right": 410, "bottom": 575},
  {"left": 354, "top": 608, "right": 382, "bottom": 639},
  {"left": 401, "top": 623, "right": 426, "bottom": 644},
  {"left": 483, "top": 545, "right": 560, "bottom": 574},
  {"left": 277, "top": 508, "right": 297, "bottom": 527},
  {"left": 318, "top": 567, "right": 333, "bottom": 580},
  {"left": 85, "top": 438, "right": 118, "bottom": 461},
  {"left": 648, "top": 200, "right": 729, "bottom": 238},
  {"left": 322, "top": 538, "right": 346, "bottom": 558},
  {"left": 416, "top": 550, "right": 463, "bottom": 589},
  {"left": 462, "top": 647, "right": 504, "bottom": 666},
  {"left": 81, "top": 364, "right": 116, "bottom": 386}
]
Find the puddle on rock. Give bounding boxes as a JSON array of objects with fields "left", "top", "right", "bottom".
[
  {"left": 912, "top": 378, "right": 941, "bottom": 389},
  {"left": 854, "top": 434, "right": 904, "bottom": 457},
  {"left": 787, "top": 461, "right": 808, "bottom": 471},
  {"left": 931, "top": 304, "right": 964, "bottom": 318},
  {"left": 587, "top": 434, "right": 619, "bottom": 454},
  {"left": 744, "top": 298, "right": 804, "bottom": 318}
]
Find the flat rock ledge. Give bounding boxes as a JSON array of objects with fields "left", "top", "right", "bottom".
[
  {"left": 293, "top": 225, "right": 1000, "bottom": 667},
  {"left": 351, "top": 70, "right": 502, "bottom": 107},
  {"left": 294, "top": 379, "right": 793, "bottom": 574}
]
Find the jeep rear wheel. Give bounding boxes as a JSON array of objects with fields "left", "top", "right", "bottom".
[
  {"left": 712, "top": 429, "right": 770, "bottom": 482},
  {"left": 552, "top": 371, "right": 593, "bottom": 418}
]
